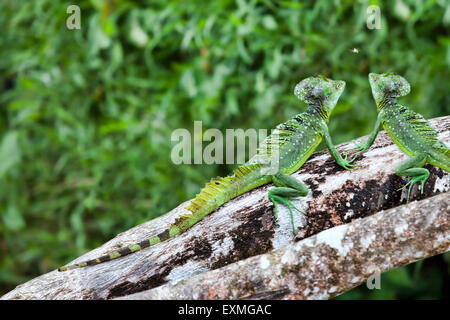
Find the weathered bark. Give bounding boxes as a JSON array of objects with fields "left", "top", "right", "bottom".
[
  {"left": 2, "top": 116, "right": 449, "bottom": 300},
  {"left": 117, "top": 192, "right": 450, "bottom": 300}
]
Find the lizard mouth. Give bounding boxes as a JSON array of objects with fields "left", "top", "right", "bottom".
[
  {"left": 334, "top": 80, "right": 346, "bottom": 97},
  {"left": 369, "top": 73, "right": 379, "bottom": 84}
]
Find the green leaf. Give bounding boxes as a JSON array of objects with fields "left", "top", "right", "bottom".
[
  {"left": 129, "top": 12, "right": 148, "bottom": 48},
  {"left": 0, "top": 131, "right": 21, "bottom": 178},
  {"left": 262, "top": 15, "right": 278, "bottom": 30},
  {"left": 266, "top": 49, "right": 283, "bottom": 79},
  {"left": 3, "top": 205, "right": 25, "bottom": 231},
  {"left": 87, "top": 14, "right": 111, "bottom": 60},
  {"left": 237, "top": 39, "right": 252, "bottom": 64}
]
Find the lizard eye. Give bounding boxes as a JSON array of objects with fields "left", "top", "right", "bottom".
[{"left": 335, "top": 83, "right": 341, "bottom": 89}]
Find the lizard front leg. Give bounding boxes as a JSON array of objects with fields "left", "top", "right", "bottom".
[
  {"left": 268, "top": 172, "right": 308, "bottom": 234},
  {"left": 322, "top": 126, "right": 358, "bottom": 170},
  {"left": 395, "top": 153, "right": 429, "bottom": 204},
  {"left": 353, "top": 112, "right": 383, "bottom": 155}
]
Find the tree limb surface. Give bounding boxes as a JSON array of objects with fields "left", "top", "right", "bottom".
[
  {"left": 2, "top": 116, "right": 449, "bottom": 300},
  {"left": 117, "top": 192, "right": 449, "bottom": 300}
]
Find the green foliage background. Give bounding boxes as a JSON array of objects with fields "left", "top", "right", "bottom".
[{"left": 0, "top": 0, "right": 449, "bottom": 298}]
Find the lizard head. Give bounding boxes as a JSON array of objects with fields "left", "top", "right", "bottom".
[
  {"left": 368, "top": 73, "right": 410, "bottom": 102},
  {"left": 294, "top": 76, "right": 346, "bottom": 115}
]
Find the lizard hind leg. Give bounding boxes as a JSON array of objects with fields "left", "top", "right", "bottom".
[
  {"left": 268, "top": 172, "right": 309, "bottom": 234},
  {"left": 395, "top": 153, "right": 429, "bottom": 205}
]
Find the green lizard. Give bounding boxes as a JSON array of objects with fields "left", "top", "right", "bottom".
[
  {"left": 58, "top": 76, "right": 356, "bottom": 271},
  {"left": 354, "top": 72, "right": 450, "bottom": 203}
]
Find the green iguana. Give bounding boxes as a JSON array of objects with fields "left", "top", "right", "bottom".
[
  {"left": 58, "top": 76, "right": 356, "bottom": 271},
  {"left": 354, "top": 72, "right": 450, "bottom": 203}
]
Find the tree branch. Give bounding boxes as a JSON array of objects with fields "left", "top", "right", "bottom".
[
  {"left": 2, "top": 116, "right": 449, "bottom": 300},
  {"left": 117, "top": 192, "right": 450, "bottom": 300}
]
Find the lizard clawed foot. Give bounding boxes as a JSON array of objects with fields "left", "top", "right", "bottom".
[
  {"left": 351, "top": 142, "right": 368, "bottom": 153},
  {"left": 339, "top": 152, "right": 361, "bottom": 170},
  {"left": 343, "top": 151, "right": 359, "bottom": 163},
  {"left": 397, "top": 179, "right": 415, "bottom": 205},
  {"left": 397, "top": 175, "right": 428, "bottom": 205},
  {"left": 269, "top": 194, "right": 306, "bottom": 235},
  {"left": 350, "top": 142, "right": 370, "bottom": 158}
]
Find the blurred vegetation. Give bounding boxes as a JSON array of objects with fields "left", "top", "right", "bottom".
[{"left": 0, "top": 0, "right": 449, "bottom": 298}]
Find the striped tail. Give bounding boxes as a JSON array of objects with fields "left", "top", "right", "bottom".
[
  {"left": 58, "top": 233, "right": 167, "bottom": 271},
  {"left": 58, "top": 164, "right": 267, "bottom": 272}
]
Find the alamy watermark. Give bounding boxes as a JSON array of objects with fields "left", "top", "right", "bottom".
[
  {"left": 170, "top": 121, "right": 280, "bottom": 174},
  {"left": 66, "top": 5, "right": 81, "bottom": 30},
  {"left": 366, "top": 273, "right": 381, "bottom": 290},
  {"left": 65, "top": 5, "right": 381, "bottom": 32}
]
